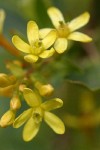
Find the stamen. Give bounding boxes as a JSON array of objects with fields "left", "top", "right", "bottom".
[{"left": 57, "top": 22, "right": 70, "bottom": 38}]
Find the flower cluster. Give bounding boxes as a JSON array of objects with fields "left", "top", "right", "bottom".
[
  {"left": 12, "top": 7, "right": 92, "bottom": 63},
  {"left": 0, "top": 6, "right": 92, "bottom": 142},
  {"left": 0, "top": 61, "right": 65, "bottom": 141}
]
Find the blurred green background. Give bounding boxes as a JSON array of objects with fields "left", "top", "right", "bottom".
[{"left": 0, "top": 0, "right": 100, "bottom": 150}]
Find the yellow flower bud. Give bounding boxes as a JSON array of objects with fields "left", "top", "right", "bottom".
[
  {"left": 10, "top": 96, "right": 21, "bottom": 110},
  {"left": 40, "top": 84, "right": 54, "bottom": 96},
  {"left": 35, "top": 82, "right": 54, "bottom": 96},
  {"left": 0, "top": 85, "right": 16, "bottom": 97},
  {"left": 0, "top": 73, "right": 17, "bottom": 97},
  {"left": 0, "top": 110, "right": 15, "bottom": 127},
  {"left": 19, "top": 84, "right": 27, "bottom": 92},
  {"left": 0, "top": 73, "right": 10, "bottom": 87}
]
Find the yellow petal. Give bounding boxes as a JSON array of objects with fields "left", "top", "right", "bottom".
[
  {"left": 13, "top": 108, "right": 32, "bottom": 128},
  {"left": 39, "top": 48, "right": 55, "bottom": 58},
  {"left": 0, "top": 9, "right": 6, "bottom": 33},
  {"left": 39, "top": 28, "right": 52, "bottom": 39},
  {"left": 47, "top": 7, "right": 65, "bottom": 28},
  {"left": 68, "top": 12, "right": 90, "bottom": 32},
  {"left": 54, "top": 38, "right": 68, "bottom": 53},
  {"left": 41, "top": 98, "right": 63, "bottom": 111},
  {"left": 23, "top": 117, "right": 40, "bottom": 141},
  {"left": 42, "top": 30, "right": 57, "bottom": 49},
  {"left": 23, "top": 88, "right": 41, "bottom": 107},
  {"left": 44, "top": 111, "right": 65, "bottom": 134},
  {"left": 24, "top": 54, "right": 38, "bottom": 63},
  {"left": 27, "top": 21, "right": 39, "bottom": 45},
  {"left": 12, "top": 35, "right": 30, "bottom": 53},
  {"left": 68, "top": 32, "right": 92, "bottom": 42}
]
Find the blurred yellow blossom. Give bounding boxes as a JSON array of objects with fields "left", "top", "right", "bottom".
[
  {"left": 12, "top": 21, "right": 56, "bottom": 63},
  {"left": 13, "top": 88, "right": 65, "bottom": 141},
  {"left": 0, "top": 9, "right": 5, "bottom": 33},
  {"left": 40, "top": 7, "right": 92, "bottom": 53},
  {"left": 64, "top": 92, "right": 100, "bottom": 129}
]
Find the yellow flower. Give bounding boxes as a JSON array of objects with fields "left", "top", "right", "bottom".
[
  {"left": 12, "top": 21, "right": 56, "bottom": 63},
  {"left": 0, "top": 9, "right": 6, "bottom": 33},
  {"left": 40, "top": 7, "right": 92, "bottom": 53},
  {"left": 13, "top": 88, "right": 65, "bottom": 141}
]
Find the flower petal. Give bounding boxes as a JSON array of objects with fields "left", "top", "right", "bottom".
[
  {"left": 41, "top": 98, "right": 63, "bottom": 111},
  {"left": 39, "top": 28, "right": 52, "bottom": 39},
  {"left": 68, "top": 32, "right": 92, "bottom": 42},
  {"left": 42, "top": 30, "right": 57, "bottom": 49},
  {"left": 13, "top": 108, "right": 33, "bottom": 128},
  {"left": 47, "top": 7, "right": 65, "bottom": 28},
  {"left": 54, "top": 38, "right": 68, "bottom": 53},
  {"left": 12, "top": 35, "right": 30, "bottom": 53},
  {"left": 27, "top": 21, "right": 39, "bottom": 45},
  {"left": 23, "top": 88, "right": 41, "bottom": 107},
  {"left": 39, "top": 48, "right": 55, "bottom": 58},
  {"left": 68, "top": 12, "right": 90, "bottom": 32},
  {"left": 24, "top": 54, "right": 38, "bottom": 63},
  {"left": 23, "top": 117, "right": 40, "bottom": 141},
  {"left": 44, "top": 111, "right": 65, "bottom": 134}
]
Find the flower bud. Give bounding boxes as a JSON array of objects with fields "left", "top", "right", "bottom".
[
  {"left": 0, "top": 73, "right": 16, "bottom": 86},
  {"left": 35, "top": 82, "right": 54, "bottom": 96},
  {"left": 0, "top": 110, "right": 15, "bottom": 127},
  {"left": 0, "top": 73, "right": 10, "bottom": 87},
  {"left": 0, "top": 85, "right": 15, "bottom": 97},
  {"left": 10, "top": 96, "right": 21, "bottom": 110},
  {"left": 0, "top": 73, "right": 16, "bottom": 97},
  {"left": 19, "top": 84, "right": 27, "bottom": 92}
]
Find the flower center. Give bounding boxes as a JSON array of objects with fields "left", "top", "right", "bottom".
[
  {"left": 57, "top": 21, "right": 70, "bottom": 38},
  {"left": 32, "top": 107, "right": 43, "bottom": 124},
  {"left": 30, "top": 40, "right": 45, "bottom": 56}
]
